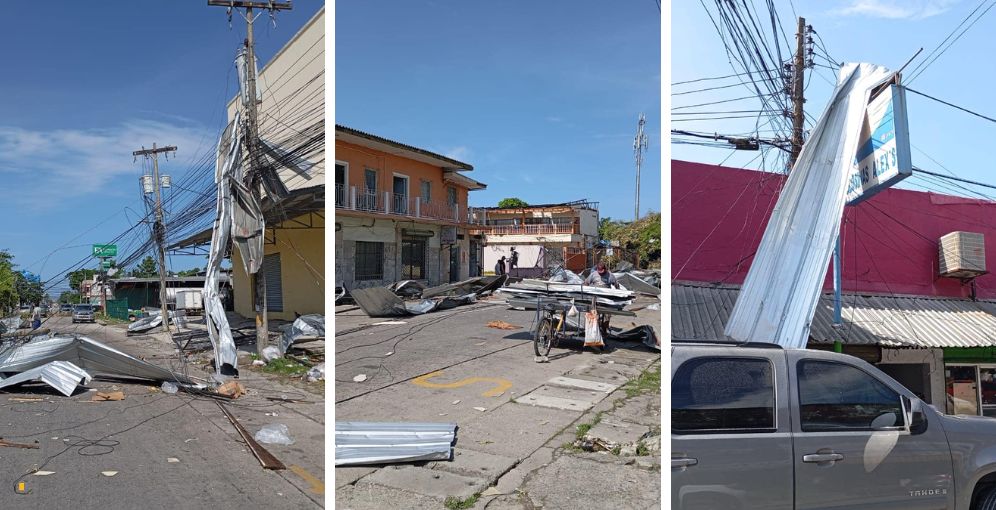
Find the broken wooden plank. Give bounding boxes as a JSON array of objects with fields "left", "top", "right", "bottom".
[
  {"left": 216, "top": 402, "right": 285, "bottom": 470},
  {"left": 0, "top": 439, "right": 39, "bottom": 449}
]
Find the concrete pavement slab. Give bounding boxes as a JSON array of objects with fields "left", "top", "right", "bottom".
[
  {"left": 427, "top": 447, "right": 519, "bottom": 484},
  {"left": 454, "top": 403, "right": 577, "bottom": 458},
  {"left": 335, "top": 466, "right": 379, "bottom": 488},
  {"left": 364, "top": 465, "right": 487, "bottom": 500},
  {"left": 514, "top": 394, "right": 594, "bottom": 412},
  {"left": 520, "top": 455, "right": 661, "bottom": 510},
  {"left": 585, "top": 421, "right": 651, "bottom": 448},
  {"left": 493, "top": 446, "right": 556, "bottom": 495},
  {"left": 546, "top": 376, "right": 617, "bottom": 393},
  {"left": 337, "top": 482, "right": 449, "bottom": 510}
]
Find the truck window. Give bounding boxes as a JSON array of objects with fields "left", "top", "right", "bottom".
[
  {"left": 672, "top": 357, "right": 775, "bottom": 433},
  {"left": 798, "top": 360, "right": 904, "bottom": 432}
]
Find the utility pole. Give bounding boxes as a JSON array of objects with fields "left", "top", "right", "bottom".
[
  {"left": 633, "top": 113, "right": 648, "bottom": 221},
  {"left": 208, "top": 0, "right": 291, "bottom": 355},
  {"left": 789, "top": 17, "right": 807, "bottom": 168},
  {"left": 134, "top": 143, "right": 176, "bottom": 333}
]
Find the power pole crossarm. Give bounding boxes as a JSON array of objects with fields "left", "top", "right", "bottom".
[{"left": 207, "top": 1, "right": 291, "bottom": 8}]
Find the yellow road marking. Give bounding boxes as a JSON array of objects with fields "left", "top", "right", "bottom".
[
  {"left": 412, "top": 371, "right": 513, "bottom": 397},
  {"left": 288, "top": 465, "right": 324, "bottom": 495}
]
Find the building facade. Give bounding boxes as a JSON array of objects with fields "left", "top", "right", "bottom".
[
  {"left": 334, "top": 125, "right": 487, "bottom": 289},
  {"left": 470, "top": 200, "right": 599, "bottom": 276},
  {"left": 672, "top": 159, "right": 996, "bottom": 417}
]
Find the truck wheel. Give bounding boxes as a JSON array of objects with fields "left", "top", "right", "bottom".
[{"left": 977, "top": 486, "right": 996, "bottom": 510}]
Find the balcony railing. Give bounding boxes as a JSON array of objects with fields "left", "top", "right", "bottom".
[
  {"left": 335, "top": 185, "right": 465, "bottom": 223},
  {"left": 471, "top": 224, "right": 579, "bottom": 236}
]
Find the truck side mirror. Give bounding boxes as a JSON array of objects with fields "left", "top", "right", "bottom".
[{"left": 903, "top": 395, "right": 928, "bottom": 435}]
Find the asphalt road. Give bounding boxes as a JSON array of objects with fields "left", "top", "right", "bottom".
[{"left": 1, "top": 315, "right": 325, "bottom": 509}]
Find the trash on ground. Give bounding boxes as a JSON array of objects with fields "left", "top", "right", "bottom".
[
  {"left": 8, "top": 397, "right": 44, "bottom": 402},
  {"left": 251, "top": 360, "right": 266, "bottom": 366},
  {"left": 167, "top": 457, "right": 180, "bottom": 463},
  {"left": 261, "top": 345, "right": 282, "bottom": 363},
  {"left": 0, "top": 361, "right": 92, "bottom": 397},
  {"left": 486, "top": 320, "right": 520, "bottom": 330},
  {"left": 334, "top": 421, "right": 456, "bottom": 466},
  {"left": 384, "top": 351, "right": 394, "bottom": 356},
  {"left": 389, "top": 280, "right": 425, "bottom": 298},
  {"left": 481, "top": 487, "right": 502, "bottom": 497},
  {"left": 33, "top": 471, "right": 55, "bottom": 476},
  {"left": 646, "top": 303, "right": 660, "bottom": 311},
  {"left": 254, "top": 423, "right": 295, "bottom": 446},
  {"left": 584, "top": 308, "right": 605, "bottom": 348},
  {"left": 279, "top": 314, "right": 324, "bottom": 354},
  {"left": 305, "top": 363, "right": 324, "bottom": 382},
  {"left": 351, "top": 276, "right": 508, "bottom": 317},
  {"left": 473, "top": 406, "right": 487, "bottom": 412},
  {"left": 101, "top": 471, "right": 118, "bottom": 477},
  {"left": 217, "top": 402, "right": 286, "bottom": 470},
  {"left": 451, "top": 400, "right": 460, "bottom": 405},
  {"left": 607, "top": 325, "right": 661, "bottom": 351},
  {"left": 352, "top": 374, "right": 367, "bottom": 383},
  {"left": 91, "top": 391, "right": 125, "bottom": 402},
  {"left": 160, "top": 381, "right": 179, "bottom": 394},
  {"left": 216, "top": 381, "right": 246, "bottom": 399},
  {"left": 372, "top": 321, "right": 407, "bottom": 326}
]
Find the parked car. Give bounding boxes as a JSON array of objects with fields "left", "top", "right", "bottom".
[
  {"left": 672, "top": 341, "right": 996, "bottom": 510},
  {"left": 60, "top": 303, "right": 73, "bottom": 313},
  {"left": 71, "top": 304, "right": 95, "bottom": 324}
]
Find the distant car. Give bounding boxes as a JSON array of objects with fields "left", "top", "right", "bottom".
[
  {"left": 38, "top": 306, "right": 49, "bottom": 317},
  {"left": 72, "top": 304, "right": 95, "bottom": 324},
  {"left": 60, "top": 304, "right": 73, "bottom": 313}
]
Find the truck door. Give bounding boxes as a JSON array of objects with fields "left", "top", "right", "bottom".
[
  {"left": 788, "top": 350, "right": 954, "bottom": 509},
  {"left": 671, "top": 347, "right": 793, "bottom": 510}
]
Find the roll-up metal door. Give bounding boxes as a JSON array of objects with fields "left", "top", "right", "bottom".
[{"left": 262, "top": 253, "right": 283, "bottom": 312}]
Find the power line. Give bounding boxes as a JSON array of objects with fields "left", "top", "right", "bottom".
[
  {"left": 907, "top": 0, "right": 996, "bottom": 83},
  {"left": 672, "top": 69, "right": 780, "bottom": 86},
  {"left": 904, "top": 86, "right": 996, "bottom": 125}
]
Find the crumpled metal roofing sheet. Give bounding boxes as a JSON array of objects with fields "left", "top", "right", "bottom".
[
  {"left": 0, "top": 335, "right": 193, "bottom": 384},
  {"left": 725, "top": 63, "right": 895, "bottom": 349},
  {"left": 0, "top": 360, "right": 92, "bottom": 397},
  {"left": 674, "top": 282, "right": 996, "bottom": 348},
  {"left": 334, "top": 421, "right": 456, "bottom": 466}
]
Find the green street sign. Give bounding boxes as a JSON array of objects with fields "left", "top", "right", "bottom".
[
  {"left": 92, "top": 244, "right": 117, "bottom": 257},
  {"left": 101, "top": 261, "right": 113, "bottom": 269}
]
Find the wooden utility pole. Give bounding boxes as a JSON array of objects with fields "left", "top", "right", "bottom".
[
  {"left": 208, "top": 0, "right": 292, "bottom": 355},
  {"left": 134, "top": 143, "right": 177, "bottom": 333},
  {"left": 789, "top": 16, "right": 807, "bottom": 168}
]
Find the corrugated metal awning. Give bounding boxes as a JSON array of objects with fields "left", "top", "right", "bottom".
[{"left": 672, "top": 282, "right": 996, "bottom": 348}]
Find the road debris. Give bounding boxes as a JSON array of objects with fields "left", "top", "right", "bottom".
[
  {"left": 167, "top": 458, "right": 180, "bottom": 463},
  {"left": 161, "top": 381, "right": 179, "bottom": 394},
  {"left": 451, "top": 400, "right": 460, "bottom": 405},
  {"left": 334, "top": 422, "right": 456, "bottom": 466},
  {"left": 0, "top": 361, "right": 92, "bottom": 397},
  {"left": 217, "top": 402, "right": 286, "bottom": 470},
  {"left": 32, "top": 471, "right": 55, "bottom": 476},
  {"left": 8, "top": 397, "right": 44, "bottom": 402},
  {"left": 279, "top": 314, "right": 324, "bottom": 354},
  {"left": 0, "top": 439, "right": 40, "bottom": 449},
  {"left": 216, "top": 381, "right": 246, "bottom": 399},
  {"left": 486, "top": 320, "right": 520, "bottom": 330},
  {"left": 352, "top": 374, "right": 367, "bottom": 383},
  {"left": 305, "top": 363, "right": 324, "bottom": 382},
  {"left": 254, "top": 424, "right": 295, "bottom": 446},
  {"left": 251, "top": 359, "right": 266, "bottom": 366},
  {"left": 473, "top": 407, "right": 487, "bottom": 412},
  {"left": 101, "top": 471, "right": 118, "bottom": 477},
  {"left": 372, "top": 321, "right": 406, "bottom": 326},
  {"left": 91, "top": 391, "right": 125, "bottom": 402},
  {"left": 261, "top": 345, "right": 282, "bottom": 362}
]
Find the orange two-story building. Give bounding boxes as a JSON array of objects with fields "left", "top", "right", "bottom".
[{"left": 334, "top": 125, "right": 487, "bottom": 289}]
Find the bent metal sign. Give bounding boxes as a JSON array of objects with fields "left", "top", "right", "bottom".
[{"left": 845, "top": 81, "right": 912, "bottom": 205}]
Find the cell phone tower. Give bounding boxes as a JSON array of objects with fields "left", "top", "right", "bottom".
[{"left": 633, "top": 113, "right": 649, "bottom": 221}]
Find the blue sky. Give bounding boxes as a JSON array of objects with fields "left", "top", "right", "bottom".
[
  {"left": 672, "top": 0, "right": 996, "bottom": 200},
  {"left": 335, "top": 1, "right": 662, "bottom": 221},
  {"left": 0, "top": 1, "right": 323, "bottom": 297}
]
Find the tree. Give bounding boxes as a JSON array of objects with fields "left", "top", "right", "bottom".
[
  {"left": 0, "top": 250, "right": 17, "bottom": 315},
  {"left": 68, "top": 269, "right": 97, "bottom": 293},
  {"left": 498, "top": 198, "right": 529, "bottom": 208},
  {"left": 176, "top": 267, "right": 203, "bottom": 277},
  {"left": 59, "top": 291, "right": 83, "bottom": 304},
  {"left": 131, "top": 256, "right": 159, "bottom": 278},
  {"left": 597, "top": 213, "right": 662, "bottom": 269},
  {"left": 14, "top": 272, "right": 43, "bottom": 306}
]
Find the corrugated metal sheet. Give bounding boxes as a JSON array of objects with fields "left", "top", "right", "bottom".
[
  {"left": 673, "top": 283, "right": 996, "bottom": 348},
  {"left": 334, "top": 422, "right": 456, "bottom": 466},
  {"left": 725, "top": 63, "right": 896, "bottom": 348},
  {"left": 0, "top": 361, "right": 91, "bottom": 397}
]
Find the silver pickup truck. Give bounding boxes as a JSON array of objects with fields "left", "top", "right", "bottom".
[{"left": 672, "top": 341, "right": 996, "bottom": 510}]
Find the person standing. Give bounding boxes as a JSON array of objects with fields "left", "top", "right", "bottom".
[
  {"left": 584, "top": 262, "right": 620, "bottom": 289},
  {"left": 508, "top": 247, "right": 519, "bottom": 276},
  {"left": 31, "top": 303, "right": 42, "bottom": 330},
  {"left": 495, "top": 256, "right": 507, "bottom": 276}
]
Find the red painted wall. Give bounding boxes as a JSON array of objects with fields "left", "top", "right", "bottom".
[{"left": 672, "top": 159, "right": 996, "bottom": 299}]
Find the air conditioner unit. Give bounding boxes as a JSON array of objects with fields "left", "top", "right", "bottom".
[{"left": 939, "top": 231, "right": 987, "bottom": 279}]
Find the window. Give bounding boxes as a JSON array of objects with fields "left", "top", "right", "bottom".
[
  {"left": 355, "top": 242, "right": 384, "bottom": 281},
  {"left": 447, "top": 187, "right": 457, "bottom": 207},
  {"left": 798, "top": 360, "right": 904, "bottom": 432},
  {"left": 260, "top": 253, "right": 283, "bottom": 312},
  {"left": 672, "top": 357, "right": 775, "bottom": 433},
  {"left": 364, "top": 169, "right": 377, "bottom": 191},
  {"left": 401, "top": 238, "right": 427, "bottom": 279},
  {"left": 335, "top": 163, "right": 347, "bottom": 207},
  {"left": 947, "top": 365, "right": 981, "bottom": 416},
  {"left": 421, "top": 181, "right": 431, "bottom": 204},
  {"left": 360, "top": 169, "right": 378, "bottom": 211}
]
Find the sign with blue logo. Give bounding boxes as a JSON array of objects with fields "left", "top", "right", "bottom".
[
  {"left": 845, "top": 83, "right": 912, "bottom": 205},
  {"left": 19, "top": 271, "right": 39, "bottom": 283}
]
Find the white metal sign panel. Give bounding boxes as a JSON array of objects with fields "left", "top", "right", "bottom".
[{"left": 845, "top": 83, "right": 912, "bottom": 205}]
